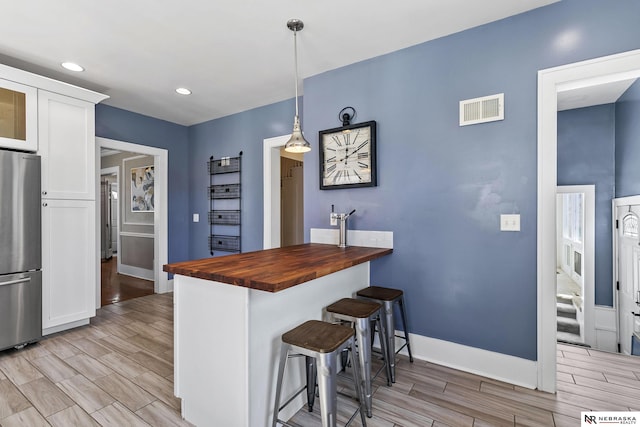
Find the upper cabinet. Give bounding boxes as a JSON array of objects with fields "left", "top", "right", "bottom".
[
  {"left": 0, "top": 79, "right": 37, "bottom": 152},
  {"left": 39, "top": 90, "right": 96, "bottom": 200}
]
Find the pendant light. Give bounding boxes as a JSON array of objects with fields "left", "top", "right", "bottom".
[{"left": 284, "top": 19, "right": 311, "bottom": 153}]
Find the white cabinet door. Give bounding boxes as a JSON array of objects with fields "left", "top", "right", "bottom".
[
  {"left": 42, "top": 199, "right": 96, "bottom": 332},
  {"left": 38, "top": 90, "right": 95, "bottom": 200},
  {"left": 0, "top": 78, "right": 38, "bottom": 152}
]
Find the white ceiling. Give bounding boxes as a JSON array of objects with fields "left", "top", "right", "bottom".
[
  {"left": 557, "top": 79, "right": 637, "bottom": 111},
  {"left": 2, "top": 0, "right": 559, "bottom": 126}
]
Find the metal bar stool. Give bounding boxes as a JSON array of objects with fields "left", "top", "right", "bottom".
[
  {"left": 272, "top": 320, "right": 367, "bottom": 427},
  {"left": 356, "top": 286, "right": 414, "bottom": 383},
  {"left": 325, "top": 298, "right": 392, "bottom": 418}
]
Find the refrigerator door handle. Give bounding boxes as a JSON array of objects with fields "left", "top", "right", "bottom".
[{"left": 0, "top": 277, "right": 31, "bottom": 287}]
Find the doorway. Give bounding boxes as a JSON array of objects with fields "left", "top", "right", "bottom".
[
  {"left": 99, "top": 158, "right": 156, "bottom": 305},
  {"left": 538, "top": 49, "right": 640, "bottom": 392},
  {"left": 556, "top": 186, "right": 595, "bottom": 347},
  {"left": 280, "top": 151, "right": 304, "bottom": 246},
  {"left": 263, "top": 134, "right": 305, "bottom": 249},
  {"left": 95, "top": 137, "right": 169, "bottom": 308},
  {"left": 100, "top": 167, "right": 119, "bottom": 260}
]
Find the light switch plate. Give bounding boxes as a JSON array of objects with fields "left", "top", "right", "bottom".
[
  {"left": 500, "top": 214, "right": 520, "bottom": 231},
  {"left": 193, "top": 213, "right": 199, "bottom": 223}
]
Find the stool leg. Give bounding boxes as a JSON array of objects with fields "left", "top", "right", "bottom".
[
  {"left": 398, "top": 297, "right": 414, "bottom": 363},
  {"left": 340, "top": 348, "right": 348, "bottom": 372},
  {"left": 375, "top": 315, "right": 392, "bottom": 387},
  {"left": 306, "top": 356, "right": 317, "bottom": 412},
  {"left": 354, "top": 317, "right": 373, "bottom": 417},
  {"left": 272, "top": 343, "right": 289, "bottom": 427},
  {"left": 348, "top": 341, "right": 368, "bottom": 427},
  {"left": 381, "top": 300, "right": 396, "bottom": 383},
  {"left": 316, "top": 351, "right": 338, "bottom": 427}
]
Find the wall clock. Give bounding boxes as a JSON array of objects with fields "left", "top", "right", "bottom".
[{"left": 319, "top": 120, "right": 377, "bottom": 190}]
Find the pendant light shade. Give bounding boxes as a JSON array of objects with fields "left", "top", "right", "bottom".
[{"left": 284, "top": 19, "right": 311, "bottom": 153}]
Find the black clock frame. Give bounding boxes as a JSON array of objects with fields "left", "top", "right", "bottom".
[{"left": 319, "top": 120, "right": 377, "bottom": 190}]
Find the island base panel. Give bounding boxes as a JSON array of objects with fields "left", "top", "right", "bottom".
[{"left": 174, "top": 262, "right": 371, "bottom": 426}]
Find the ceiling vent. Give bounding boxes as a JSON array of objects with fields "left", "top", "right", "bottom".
[{"left": 459, "top": 93, "right": 504, "bottom": 126}]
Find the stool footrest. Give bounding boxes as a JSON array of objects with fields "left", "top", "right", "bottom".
[
  {"left": 395, "top": 341, "right": 409, "bottom": 355},
  {"left": 277, "top": 384, "right": 309, "bottom": 413},
  {"left": 274, "top": 418, "right": 304, "bottom": 427}
]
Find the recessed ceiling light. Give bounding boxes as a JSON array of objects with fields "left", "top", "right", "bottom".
[
  {"left": 61, "top": 62, "right": 84, "bottom": 72},
  {"left": 176, "top": 87, "right": 192, "bottom": 95}
]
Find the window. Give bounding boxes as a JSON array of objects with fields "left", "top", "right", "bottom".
[
  {"left": 623, "top": 213, "right": 639, "bottom": 238},
  {"left": 562, "top": 193, "right": 583, "bottom": 243},
  {"left": 574, "top": 251, "right": 582, "bottom": 277}
]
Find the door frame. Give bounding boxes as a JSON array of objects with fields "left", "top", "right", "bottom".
[
  {"left": 100, "top": 166, "right": 120, "bottom": 260},
  {"left": 557, "top": 185, "right": 595, "bottom": 346},
  {"left": 537, "top": 49, "right": 640, "bottom": 392},
  {"left": 612, "top": 194, "right": 640, "bottom": 353},
  {"left": 263, "top": 134, "right": 290, "bottom": 249},
  {"left": 95, "top": 137, "right": 169, "bottom": 307}
]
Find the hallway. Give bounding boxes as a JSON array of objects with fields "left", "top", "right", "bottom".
[{"left": 101, "top": 257, "right": 154, "bottom": 306}]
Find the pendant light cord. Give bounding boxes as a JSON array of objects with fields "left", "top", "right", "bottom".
[{"left": 293, "top": 29, "right": 300, "bottom": 117}]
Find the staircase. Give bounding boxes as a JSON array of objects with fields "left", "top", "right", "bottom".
[{"left": 556, "top": 295, "right": 583, "bottom": 344}]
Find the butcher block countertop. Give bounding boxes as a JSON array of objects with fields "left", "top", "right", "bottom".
[{"left": 163, "top": 243, "right": 392, "bottom": 293}]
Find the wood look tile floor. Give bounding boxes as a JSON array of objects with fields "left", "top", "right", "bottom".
[
  {"left": 288, "top": 345, "right": 640, "bottom": 427},
  {"left": 0, "top": 293, "right": 190, "bottom": 427},
  {"left": 2, "top": 292, "right": 640, "bottom": 426}
]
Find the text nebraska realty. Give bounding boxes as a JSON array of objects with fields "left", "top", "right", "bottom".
[{"left": 585, "top": 414, "right": 638, "bottom": 425}]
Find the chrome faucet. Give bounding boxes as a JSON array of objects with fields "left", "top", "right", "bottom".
[{"left": 331, "top": 205, "right": 356, "bottom": 248}]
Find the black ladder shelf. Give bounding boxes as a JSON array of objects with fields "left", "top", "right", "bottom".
[{"left": 208, "top": 152, "right": 242, "bottom": 255}]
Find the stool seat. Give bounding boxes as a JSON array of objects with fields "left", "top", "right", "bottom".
[
  {"left": 326, "top": 298, "right": 381, "bottom": 319},
  {"left": 356, "top": 286, "right": 403, "bottom": 301},
  {"left": 282, "top": 320, "right": 354, "bottom": 353}
]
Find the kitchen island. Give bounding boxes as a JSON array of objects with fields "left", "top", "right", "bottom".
[{"left": 163, "top": 243, "right": 392, "bottom": 427}]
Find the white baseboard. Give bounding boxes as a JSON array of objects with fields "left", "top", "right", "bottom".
[
  {"left": 119, "top": 264, "right": 154, "bottom": 281},
  {"left": 594, "top": 305, "right": 617, "bottom": 352},
  {"left": 43, "top": 318, "right": 90, "bottom": 336},
  {"left": 398, "top": 332, "right": 538, "bottom": 389}
]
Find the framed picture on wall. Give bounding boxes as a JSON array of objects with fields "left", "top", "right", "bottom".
[{"left": 131, "top": 165, "right": 154, "bottom": 212}]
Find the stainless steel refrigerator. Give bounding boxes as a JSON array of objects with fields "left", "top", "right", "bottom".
[{"left": 0, "top": 149, "right": 42, "bottom": 351}]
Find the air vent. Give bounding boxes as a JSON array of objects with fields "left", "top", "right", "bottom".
[{"left": 459, "top": 93, "right": 504, "bottom": 126}]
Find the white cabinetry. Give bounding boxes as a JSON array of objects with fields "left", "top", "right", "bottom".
[
  {"left": 38, "top": 90, "right": 101, "bottom": 334},
  {"left": 41, "top": 199, "right": 96, "bottom": 332},
  {"left": 0, "top": 78, "right": 37, "bottom": 151},
  {"left": 0, "top": 63, "right": 107, "bottom": 336},
  {"left": 39, "top": 90, "right": 95, "bottom": 200}
]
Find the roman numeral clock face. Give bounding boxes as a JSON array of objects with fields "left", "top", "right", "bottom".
[{"left": 319, "top": 121, "right": 377, "bottom": 190}]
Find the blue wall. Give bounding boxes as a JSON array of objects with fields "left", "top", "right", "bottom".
[
  {"left": 300, "top": 0, "right": 640, "bottom": 360},
  {"left": 97, "top": 0, "right": 640, "bottom": 362},
  {"left": 188, "top": 99, "right": 295, "bottom": 259},
  {"left": 557, "top": 105, "right": 615, "bottom": 306},
  {"left": 616, "top": 80, "right": 640, "bottom": 197},
  {"left": 95, "top": 104, "right": 190, "bottom": 264}
]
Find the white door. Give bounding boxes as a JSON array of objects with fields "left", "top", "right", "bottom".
[
  {"left": 616, "top": 205, "right": 640, "bottom": 355},
  {"left": 42, "top": 198, "right": 96, "bottom": 332},
  {"left": 38, "top": 90, "right": 95, "bottom": 200}
]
